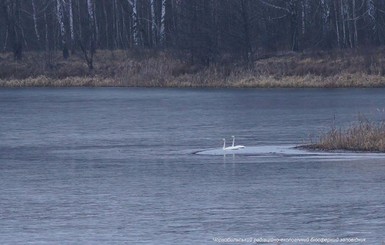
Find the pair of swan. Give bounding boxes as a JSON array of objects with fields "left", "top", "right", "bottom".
[{"left": 222, "top": 136, "right": 245, "bottom": 150}]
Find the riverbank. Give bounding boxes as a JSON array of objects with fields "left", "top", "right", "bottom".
[
  {"left": 2, "top": 49, "right": 385, "bottom": 87},
  {"left": 301, "top": 117, "right": 385, "bottom": 153}
]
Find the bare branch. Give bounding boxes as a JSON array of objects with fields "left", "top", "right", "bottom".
[{"left": 258, "top": 0, "right": 289, "bottom": 13}]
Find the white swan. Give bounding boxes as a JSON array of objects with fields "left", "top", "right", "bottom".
[{"left": 222, "top": 136, "right": 245, "bottom": 150}]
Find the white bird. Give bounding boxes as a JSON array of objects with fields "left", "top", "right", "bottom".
[{"left": 222, "top": 136, "right": 245, "bottom": 150}]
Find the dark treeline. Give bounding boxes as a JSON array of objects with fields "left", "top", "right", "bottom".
[{"left": 2, "top": 0, "right": 385, "bottom": 67}]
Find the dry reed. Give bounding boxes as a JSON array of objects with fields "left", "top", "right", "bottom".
[{"left": 304, "top": 117, "right": 385, "bottom": 152}]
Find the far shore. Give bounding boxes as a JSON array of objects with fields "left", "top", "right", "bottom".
[{"left": 2, "top": 49, "right": 385, "bottom": 88}]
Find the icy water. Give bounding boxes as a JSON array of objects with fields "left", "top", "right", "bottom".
[{"left": 1, "top": 88, "right": 385, "bottom": 244}]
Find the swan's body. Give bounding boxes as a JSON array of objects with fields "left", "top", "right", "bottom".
[{"left": 222, "top": 136, "right": 245, "bottom": 150}]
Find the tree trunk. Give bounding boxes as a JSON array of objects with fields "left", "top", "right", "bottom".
[
  {"left": 102, "top": 0, "right": 109, "bottom": 49},
  {"left": 241, "top": 0, "right": 252, "bottom": 63},
  {"left": 44, "top": 11, "right": 49, "bottom": 52},
  {"left": 320, "top": 0, "right": 331, "bottom": 48},
  {"left": 333, "top": 0, "right": 340, "bottom": 48},
  {"left": 160, "top": 0, "right": 166, "bottom": 46},
  {"left": 44, "top": 9, "right": 54, "bottom": 69},
  {"left": 57, "top": 0, "right": 68, "bottom": 58},
  {"left": 68, "top": 0, "right": 75, "bottom": 53},
  {"left": 128, "top": 0, "right": 139, "bottom": 46},
  {"left": 289, "top": 1, "right": 299, "bottom": 51},
  {"left": 76, "top": 0, "right": 83, "bottom": 44},
  {"left": 352, "top": 0, "right": 357, "bottom": 47},
  {"left": 150, "top": 0, "right": 156, "bottom": 47},
  {"left": 4, "top": 0, "right": 23, "bottom": 60},
  {"left": 112, "top": 0, "right": 117, "bottom": 48},
  {"left": 32, "top": 0, "right": 40, "bottom": 42},
  {"left": 301, "top": 0, "right": 306, "bottom": 35},
  {"left": 85, "top": 0, "right": 96, "bottom": 70},
  {"left": 340, "top": 0, "right": 346, "bottom": 47},
  {"left": 367, "top": 0, "right": 377, "bottom": 44}
]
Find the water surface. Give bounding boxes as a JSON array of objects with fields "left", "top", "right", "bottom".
[{"left": 1, "top": 88, "right": 385, "bottom": 244}]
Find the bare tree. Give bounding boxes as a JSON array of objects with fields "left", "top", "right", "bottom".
[
  {"left": 259, "top": 0, "right": 301, "bottom": 51},
  {"left": 150, "top": 0, "right": 157, "bottom": 46},
  {"left": 67, "top": 0, "right": 75, "bottom": 52},
  {"left": 127, "top": 0, "right": 140, "bottom": 46},
  {"left": 333, "top": 0, "right": 341, "bottom": 47},
  {"left": 32, "top": 0, "right": 41, "bottom": 42},
  {"left": 78, "top": 0, "right": 96, "bottom": 70},
  {"left": 160, "top": 0, "right": 166, "bottom": 46},
  {"left": 2, "top": 0, "right": 385, "bottom": 67},
  {"left": 2, "top": 0, "right": 23, "bottom": 60},
  {"left": 352, "top": 0, "right": 358, "bottom": 47},
  {"left": 340, "top": 0, "right": 347, "bottom": 47},
  {"left": 57, "top": 0, "right": 69, "bottom": 58}
]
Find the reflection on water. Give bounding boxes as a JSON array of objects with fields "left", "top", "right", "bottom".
[{"left": 1, "top": 88, "right": 385, "bottom": 244}]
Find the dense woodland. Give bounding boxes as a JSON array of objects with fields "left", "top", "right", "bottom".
[{"left": 1, "top": 0, "right": 385, "bottom": 68}]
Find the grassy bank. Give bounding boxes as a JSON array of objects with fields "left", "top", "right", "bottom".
[
  {"left": 302, "top": 117, "right": 385, "bottom": 152},
  {"left": 2, "top": 49, "right": 385, "bottom": 87}
]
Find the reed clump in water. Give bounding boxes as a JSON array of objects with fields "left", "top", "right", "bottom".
[{"left": 306, "top": 117, "right": 385, "bottom": 152}]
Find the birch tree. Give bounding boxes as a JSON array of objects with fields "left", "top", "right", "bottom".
[
  {"left": 67, "top": 0, "right": 75, "bottom": 52},
  {"left": 127, "top": 0, "right": 140, "bottom": 46},
  {"left": 150, "top": 0, "right": 157, "bottom": 46},
  {"left": 367, "top": 0, "right": 376, "bottom": 30},
  {"left": 87, "top": 0, "right": 95, "bottom": 32},
  {"left": 160, "top": 0, "right": 166, "bottom": 46},
  {"left": 87, "top": 0, "right": 95, "bottom": 68},
  {"left": 367, "top": 0, "right": 377, "bottom": 43},
  {"left": 56, "top": 0, "right": 68, "bottom": 58},
  {"left": 301, "top": 0, "right": 306, "bottom": 35},
  {"left": 333, "top": 0, "right": 341, "bottom": 47},
  {"left": 32, "top": 0, "right": 40, "bottom": 42},
  {"left": 321, "top": 0, "right": 330, "bottom": 31}
]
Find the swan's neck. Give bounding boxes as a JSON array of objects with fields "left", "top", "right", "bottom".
[
  {"left": 232, "top": 137, "right": 235, "bottom": 147},
  {"left": 223, "top": 139, "right": 226, "bottom": 149}
]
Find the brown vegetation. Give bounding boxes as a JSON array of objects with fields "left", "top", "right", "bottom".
[
  {"left": 1, "top": 48, "right": 385, "bottom": 88},
  {"left": 303, "top": 117, "right": 385, "bottom": 152}
]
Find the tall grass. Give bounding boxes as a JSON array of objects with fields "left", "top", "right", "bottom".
[{"left": 305, "top": 117, "right": 385, "bottom": 152}]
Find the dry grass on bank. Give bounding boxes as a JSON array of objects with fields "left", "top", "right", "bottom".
[
  {"left": 0, "top": 76, "right": 118, "bottom": 87},
  {"left": 303, "top": 118, "right": 385, "bottom": 152},
  {"left": 2, "top": 48, "right": 385, "bottom": 87}
]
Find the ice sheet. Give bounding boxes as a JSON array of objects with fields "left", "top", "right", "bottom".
[{"left": 194, "top": 145, "right": 385, "bottom": 160}]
